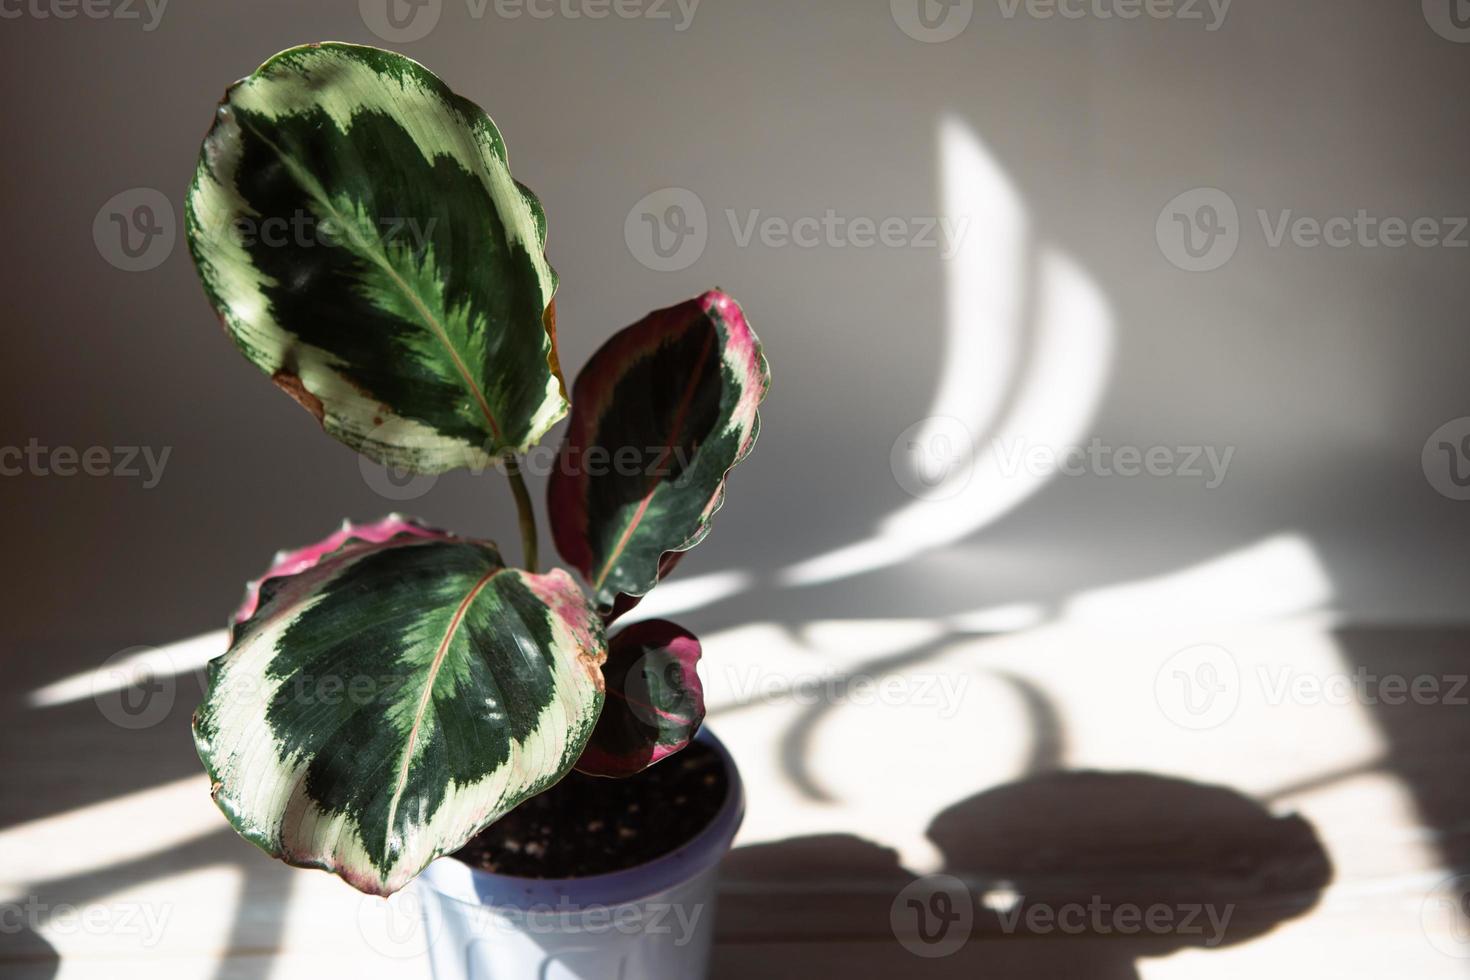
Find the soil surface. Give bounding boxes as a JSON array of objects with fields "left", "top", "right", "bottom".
[{"left": 454, "top": 741, "right": 728, "bottom": 878}]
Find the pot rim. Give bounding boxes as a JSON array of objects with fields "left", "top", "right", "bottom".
[{"left": 419, "top": 726, "right": 744, "bottom": 911}]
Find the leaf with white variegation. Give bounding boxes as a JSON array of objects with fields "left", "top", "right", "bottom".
[
  {"left": 193, "top": 517, "right": 606, "bottom": 896},
  {"left": 548, "top": 290, "right": 770, "bottom": 611},
  {"left": 575, "top": 620, "right": 704, "bottom": 777},
  {"left": 186, "top": 43, "right": 565, "bottom": 472}
]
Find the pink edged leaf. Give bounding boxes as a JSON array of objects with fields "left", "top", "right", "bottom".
[
  {"left": 574, "top": 620, "right": 704, "bottom": 777},
  {"left": 196, "top": 515, "right": 608, "bottom": 896},
  {"left": 547, "top": 289, "right": 770, "bottom": 612},
  {"left": 231, "top": 514, "right": 446, "bottom": 626}
]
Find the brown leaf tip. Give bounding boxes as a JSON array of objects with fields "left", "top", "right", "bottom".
[{"left": 271, "top": 370, "right": 326, "bottom": 423}]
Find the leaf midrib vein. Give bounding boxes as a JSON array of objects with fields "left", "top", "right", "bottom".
[
  {"left": 237, "top": 115, "right": 504, "bottom": 442},
  {"left": 592, "top": 327, "right": 718, "bottom": 591},
  {"left": 382, "top": 565, "right": 501, "bottom": 849}
]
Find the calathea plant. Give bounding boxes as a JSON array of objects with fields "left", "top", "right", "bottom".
[{"left": 184, "top": 42, "right": 768, "bottom": 897}]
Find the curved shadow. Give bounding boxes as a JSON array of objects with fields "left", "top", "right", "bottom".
[
  {"left": 719, "top": 771, "right": 1332, "bottom": 978},
  {"left": 708, "top": 628, "right": 1065, "bottom": 801}
]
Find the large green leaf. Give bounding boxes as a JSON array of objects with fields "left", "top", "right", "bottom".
[
  {"left": 193, "top": 517, "right": 606, "bottom": 896},
  {"left": 547, "top": 290, "right": 770, "bottom": 610},
  {"left": 186, "top": 43, "right": 565, "bottom": 472}
]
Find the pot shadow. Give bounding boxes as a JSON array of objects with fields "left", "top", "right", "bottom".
[
  {"left": 716, "top": 771, "right": 1331, "bottom": 978},
  {"left": 0, "top": 926, "right": 59, "bottom": 980},
  {"left": 1328, "top": 627, "right": 1470, "bottom": 883}
]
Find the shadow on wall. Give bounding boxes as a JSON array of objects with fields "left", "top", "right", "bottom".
[
  {"left": 1333, "top": 627, "right": 1470, "bottom": 884},
  {"left": 4, "top": 6, "right": 1463, "bottom": 971},
  {"left": 717, "top": 771, "right": 1332, "bottom": 979}
]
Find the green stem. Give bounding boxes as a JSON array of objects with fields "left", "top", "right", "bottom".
[{"left": 503, "top": 456, "right": 538, "bottom": 573}]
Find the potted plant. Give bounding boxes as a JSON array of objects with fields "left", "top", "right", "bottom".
[{"left": 184, "top": 42, "right": 769, "bottom": 979}]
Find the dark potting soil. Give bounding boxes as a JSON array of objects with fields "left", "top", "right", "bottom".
[{"left": 453, "top": 741, "right": 729, "bottom": 878}]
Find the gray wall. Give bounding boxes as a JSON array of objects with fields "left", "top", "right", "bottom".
[{"left": 3, "top": 0, "right": 1468, "bottom": 659}]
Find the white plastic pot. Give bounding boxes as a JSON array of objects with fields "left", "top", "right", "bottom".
[{"left": 414, "top": 728, "right": 744, "bottom": 980}]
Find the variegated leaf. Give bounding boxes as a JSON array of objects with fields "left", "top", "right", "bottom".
[
  {"left": 186, "top": 43, "right": 564, "bottom": 472},
  {"left": 193, "top": 517, "right": 606, "bottom": 896},
  {"left": 575, "top": 620, "right": 704, "bottom": 778},
  {"left": 548, "top": 290, "right": 770, "bottom": 610}
]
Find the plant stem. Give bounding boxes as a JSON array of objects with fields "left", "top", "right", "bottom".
[{"left": 503, "top": 455, "right": 538, "bottom": 572}]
